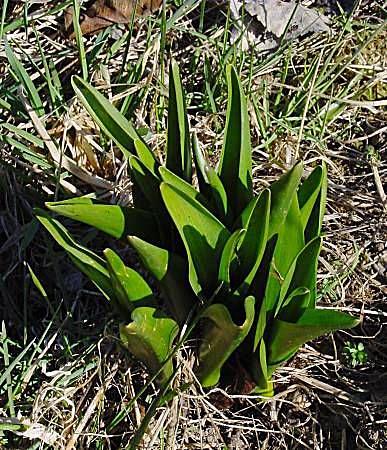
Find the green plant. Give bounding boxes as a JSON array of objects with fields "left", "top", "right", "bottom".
[
  {"left": 343, "top": 341, "right": 367, "bottom": 367},
  {"left": 35, "top": 61, "right": 359, "bottom": 395}
]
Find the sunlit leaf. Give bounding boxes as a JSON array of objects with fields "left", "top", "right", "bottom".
[
  {"left": 277, "top": 237, "right": 322, "bottom": 312},
  {"left": 264, "top": 193, "right": 304, "bottom": 314},
  {"left": 236, "top": 189, "right": 270, "bottom": 289},
  {"left": 159, "top": 166, "right": 203, "bottom": 203},
  {"left": 35, "top": 209, "right": 114, "bottom": 301},
  {"left": 46, "top": 197, "right": 159, "bottom": 242},
  {"left": 300, "top": 163, "right": 327, "bottom": 242},
  {"left": 268, "top": 309, "right": 360, "bottom": 367},
  {"left": 120, "top": 307, "right": 179, "bottom": 384},
  {"left": 218, "top": 229, "right": 245, "bottom": 285},
  {"left": 160, "top": 183, "right": 230, "bottom": 295},
  {"left": 72, "top": 76, "right": 158, "bottom": 172},
  {"left": 197, "top": 296, "right": 255, "bottom": 387},
  {"left": 218, "top": 66, "right": 252, "bottom": 219},
  {"left": 128, "top": 236, "right": 196, "bottom": 323},
  {"left": 192, "top": 133, "right": 228, "bottom": 221},
  {"left": 104, "top": 249, "right": 155, "bottom": 313},
  {"left": 268, "top": 162, "right": 303, "bottom": 239},
  {"left": 166, "top": 60, "right": 191, "bottom": 182}
]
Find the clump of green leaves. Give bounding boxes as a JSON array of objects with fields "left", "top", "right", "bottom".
[
  {"left": 343, "top": 341, "right": 367, "bottom": 367},
  {"left": 35, "top": 62, "right": 359, "bottom": 395}
]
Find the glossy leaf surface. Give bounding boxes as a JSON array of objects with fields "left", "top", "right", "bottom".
[
  {"left": 197, "top": 296, "right": 255, "bottom": 387},
  {"left": 218, "top": 229, "right": 245, "bottom": 285},
  {"left": 236, "top": 189, "right": 270, "bottom": 289},
  {"left": 264, "top": 193, "right": 304, "bottom": 314},
  {"left": 161, "top": 183, "right": 230, "bottom": 295},
  {"left": 104, "top": 249, "right": 155, "bottom": 312},
  {"left": 120, "top": 307, "right": 179, "bottom": 384},
  {"left": 268, "top": 162, "right": 303, "bottom": 239},
  {"left": 128, "top": 236, "right": 195, "bottom": 323},
  {"left": 35, "top": 209, "right": 114, "bottom": 301},
  {"left": 46, "top": 197, "right": 159, "bottom": 242},
  {"left": 218, "top": 66, "right": 252, "bottom": 219},
  {"left": 268, "top": 309, "right": 359, "bottom": 366},
  {"left": 166, "top": 60, "right": 191, "bottom": 182}
]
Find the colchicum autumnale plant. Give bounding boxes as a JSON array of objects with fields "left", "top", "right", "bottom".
[{"left": 35, "top": 62, "right": 359, "bottom": 395}]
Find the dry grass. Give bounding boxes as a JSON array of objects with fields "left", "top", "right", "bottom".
[{"left": 0, "top": 0, "right": 386, "bottom": 449}]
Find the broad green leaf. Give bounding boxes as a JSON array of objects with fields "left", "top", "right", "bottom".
[
  {"left": 235, "top": 196, "right": 257, "bottom": 229},
  {"left": 192, "top": 134, "right": 228, "bottom": 221},
  {"left": 278, "top": 237, "right": 322, "bottom": 310},
  {"left": 129, "top": 156, "right": 170, "bottom": 244},
  {"left": 218, "top": 66, "right": 252, "bottom": 219},
  {"left": 248, "top": 235, "right": 278, "bottom": 315},
  {"left": 159, "top": 166, "right": 202, "bottom": 203},
  {"left": 35, "top": 209, "right": 114, "bottom": 301},
  {"left": 46, "top": 197, "right": 159, "bottom": 242},
  {"left": 72, "top": 76, "right": 138, "bottom": 157},
  {"left": 301, "top": 164, "right": 327, "bottom": 242},
  {"left": 192, "top": 132, "right": 209, "bottom": 191},
  {"left": 5, "top": 40, "right": 44, "bottom": 116},
  {"left": 160, "top": 183, "right": 230, "bottom": 295},
  {"left": 268, "top": 162, "right": 303, "bottom": 239},
  {"left": 134, "top": 138, "right": 159, "bottom": 176},
  {"left": 264, "top": 193, "right": 304, "bottom": 314},
  {"left": 128, "top": 236, "right": 195, "bottom": 323},
  {"left": 166, "top": 60, "right": 191, "bottom": 182},
  {"left": 104, "top": 249, "right": 155, "bottom": 313},
  {"left": 278, "top": 288, "right": 310, "bottom": 322},
  {"left": 218, "top": 229, "right": 245, "bottom": 285},
  {"left": 236, "top": 189, "right": 270, "bottom": 289},
  {"left": 72, "top": 76, "right": 158, "bottom": 172},
  {"left": 298, "top": 165, "right": 324, "bottom": 230},
  {"left": 267, "top": 309, "right": 359, "bottom": 367},
  {"left": 120, "top": 307, "right": 179, "bottom": 384},
  {"left": 205, "top": 166, "right": 228, "bottom": 222},
  {"left": 197, "top": 296, "right": 255, "bottom": 387},
  {"left": 129, "top": 156, "right": 161, "bottom": 208}
]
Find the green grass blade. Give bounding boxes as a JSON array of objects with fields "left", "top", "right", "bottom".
[
  {"left": 71, "top": 0, "right": 88, "bottom": 80},
  {"left": 4, "top": 40, "right": 44, "bottom": 116}
]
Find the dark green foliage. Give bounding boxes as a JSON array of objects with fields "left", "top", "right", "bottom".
[{"left": 36, "top": 63, "right": 359, "bottom": 395}]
